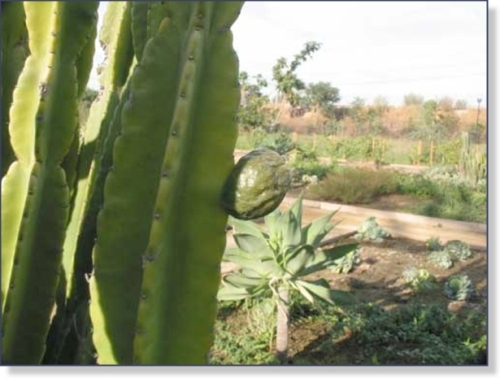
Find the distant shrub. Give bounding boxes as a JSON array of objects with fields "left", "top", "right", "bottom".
[{"left": 307, "top": 167, "right": 398, "bottom": 204}]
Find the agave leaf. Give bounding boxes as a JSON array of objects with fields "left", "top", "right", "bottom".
[
  {"left": 228, "top": 216, "right": 266, "bottom": 239},
  {"left": 299, "top": 243, "right": 358, "bottom": 277},
  {"left": 302, "top": 210, "right": 338, "bottom": 247},
  {"left": 292, "top": 281, "right": 315, "bottom": 304},
  {"left": 224, "top": 273, "right": 267, "bottom": 290},
  {"left": 234, "top": 233, "right": 274, "bottom": 258},
  {"left": 217, "top": 284, "right": 250, "bottom": 301},
  {"left": 283, "top": 244, "right": 315, "bottom": 278},
  {"left": 289, "top": 194, "right": 303, "bottom": 227},
  {"left": 295, "top": 280, "right": 334, "bottom": 305},
  {"left": 329, "top": 289, "right": 356, "bottom": 305},
  {"left": 264, "top": 207, "right": 281, "bottom": 233},
  {"left": 279, "top": 209, "right": 301, "bottom": 251}
]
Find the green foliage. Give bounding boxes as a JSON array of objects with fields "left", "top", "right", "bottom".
[
  {"left": 272, "top": 41, "right": 321, "bottom": 108},
  {"left": 303, "top": 81, "right": 340, "bottom": 118},
  {"left": 289, "top": 148, "right": 334, "bottom": 185},
  {"left": 402, "top": 267, "right": 437, "bottom": 292},
  {"left": 237, "top": 72, "right": 276, "bottom": 131},
  {"left": 334, "top": 303, "right": 486, "bottom": 365},
  {"left": 258, "top": 132, "right": 297, "bottom": 156},
  {"left": 329, "top": 136, "right": 384, "bottom": 161},
  {"left": 307, "top": 168, "right": 398, "bottom": 204},
  {"left": 444, "top": 275, "right": 474, "bottom": 301},
  {"left": 211, "top": 300, "right": 487, "bottom": 365},
  {"left": 355, "top": 217, "right": 390, "bottom": 243}
]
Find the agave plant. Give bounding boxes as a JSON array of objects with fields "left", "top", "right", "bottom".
[{"left": 218, "top": 195, "right": 357, "bottom": 363}]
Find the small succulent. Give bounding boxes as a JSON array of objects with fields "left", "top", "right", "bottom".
[
  {"left": 329, "top": 248, "right": 361, "bottom": 274},
  {"left": 444, "top": 275, "right": 473, "bottom": 301},
  {"left": 444, "top": 240, "right": 472, "bottom": 261},
  {"left": 427, "top": 250, "right": 454, "bottom": 269},
  {"left": 402, "top": 267, "right": 437, "bottom": 292},
  {"left": 425, "top": 236, "right": 443, "bottom": 251},
  {"left": 355, "top": 217, "right": 390, "bottom": 243}
]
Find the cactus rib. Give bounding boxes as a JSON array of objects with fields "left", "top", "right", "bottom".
[
  {"left": 1, "top": 2, "right": 99, "bottom": 364},
  {"left": 89, "top": 1, "right": 243, "bottom": 364}
]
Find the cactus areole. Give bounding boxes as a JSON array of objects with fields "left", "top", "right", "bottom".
[{"left": 222, "top": 148, "right": 291, "bottom": 220}]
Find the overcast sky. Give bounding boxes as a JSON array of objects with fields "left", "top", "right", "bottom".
[{"left": 89, "top": 1, "right": 487, "bottom": 106}]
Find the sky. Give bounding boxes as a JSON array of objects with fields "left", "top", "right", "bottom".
[{"left": 89, "top": 1, "right": 487, "bottom": 106}]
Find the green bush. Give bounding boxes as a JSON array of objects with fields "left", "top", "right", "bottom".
[{"left": 307, "top": 167, "right": 399, "bottom": 204}]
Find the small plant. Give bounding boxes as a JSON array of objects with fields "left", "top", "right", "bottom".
[
  {"left": 444, "top": 275, "right": 473, "bottom": 301},
  {"left": 355, "top": 217, "right": 390, "bottom": 243},
  {"left": 218, "top": 195, "right": 357, "bottom": 363},
  {"left": 329, "top": 249, "right": 361, "bottom": 274},
  {"left": 427, "top": 250, "right": 454, "bottom": 269},
  {"left": 444, "top": 240, "right": 472, "bottom": 261},
  {"left": 425, "top": 237, "right": 443, "bottom": 251},
  {"left": 402, "top": 267, "right": 437, "bottom": 292}
]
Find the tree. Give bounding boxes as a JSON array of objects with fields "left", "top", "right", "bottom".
[
  {"left": 271, "top": 41, "right": 321, "bottom": 125},
  {"left": 303, "top": 81, "right": 340, "bottom": 133},
  {"left": 304, "top": 81, "right": 340, "bottom": 116},
  {"left": 237, "top": 71, "right": 275, "bottom": 132}
]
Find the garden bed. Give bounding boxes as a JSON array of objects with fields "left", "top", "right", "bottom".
[{"left": 215, "top": 235, "right": 487, "bottom": 365}]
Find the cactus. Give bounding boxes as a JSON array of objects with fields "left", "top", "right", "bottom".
[
  {"left": 459, "top": 132, "right": 487, "bottom": 184},
  {"left": 2, "top": 1, "right": 245, "bottom": 365},
  {"left": 89, "top": 2, "right": 243, "bottom": 364},
  {"left": 1, "top": 2, "right": 99, "bottom": 364}
]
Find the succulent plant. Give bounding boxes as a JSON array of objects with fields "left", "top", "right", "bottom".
[
  {"left": 425, "top": 236, "right": 443, "bottom": 251},
  {"left": 444, "top": 240, "right": 472, "bottom": 261},
  {"left": 427, "top": 250, "right": 454, "bottom": 269},
  {"left": 329, "top": 248, "right": 361, "bottom": 274},
  {"left": 402, "top": 267, "right": 437, "bottom": 292},
  {"left": 355, "top": 217, "right": 390, "bottom": 243},
  {"left": 444, "top": 275, "right": 473, "bottom": 301}
]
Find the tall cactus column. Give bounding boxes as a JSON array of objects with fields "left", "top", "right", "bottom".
[
  {"left": 1, "top": 2, "right": 99, "bottom": 364},
  {"left": 89, "top": 1, "right": 244, "bottom": 364}
]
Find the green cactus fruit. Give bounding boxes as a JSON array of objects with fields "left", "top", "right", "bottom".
[{"left": 222, "top": 148, "right": 292, "bottom": 220}]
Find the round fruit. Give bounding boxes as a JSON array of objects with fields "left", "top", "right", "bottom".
[{"left": 221, "top": 148, "right": 291, "bottom": 220}]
